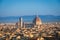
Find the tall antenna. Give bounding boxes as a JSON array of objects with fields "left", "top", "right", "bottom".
[
  {"left": 36, "top": 11, "right": 39, "bottom": 17},
  {"left": 34, "top": 11, "right": 36, "bottom": 16},
  {"left": 34, "top": 11, "right": 39, "bottom": 17}
]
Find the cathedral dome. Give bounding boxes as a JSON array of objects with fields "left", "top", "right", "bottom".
[{"left": 33, "top": 16, "right": 42, "bottom": 25}]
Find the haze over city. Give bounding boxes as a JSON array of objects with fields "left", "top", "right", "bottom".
[{"left": 0, "top": 0, "right": 60, "bottom": 17}]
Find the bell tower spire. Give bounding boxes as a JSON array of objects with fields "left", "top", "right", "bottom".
[{"left": 19, "top": 17, "right": 23, "bottom": 28}]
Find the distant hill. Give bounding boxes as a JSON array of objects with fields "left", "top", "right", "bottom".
[{"left": 0, "top": 15, "right": 60, "bottom": 23}]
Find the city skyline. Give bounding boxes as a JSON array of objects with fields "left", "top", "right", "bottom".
[{"left": 0, "top": 0, "right": 60, "bottom": 17}]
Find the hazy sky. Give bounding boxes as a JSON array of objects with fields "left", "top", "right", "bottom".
[{"left": 0, "top": 0, "right": 60, "bottom": 17}]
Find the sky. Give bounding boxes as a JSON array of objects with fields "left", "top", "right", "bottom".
[{"left": 0, "top": 0, "right": 60, "bottom": 17}]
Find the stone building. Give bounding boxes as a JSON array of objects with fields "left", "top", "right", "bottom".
[
  {"left": 18, "top": 15, "right": 42, "bottom": 28},
  {"left": 33, "top": 16, "right": 42, "bottom": 26}
]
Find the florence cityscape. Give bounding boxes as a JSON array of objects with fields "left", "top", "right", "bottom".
[
  {"left": 0, "top": 0, "right": 60, "bottom": 40},
  {"left": 0, "top": 15, "right": 60, "bottom": 40}
]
